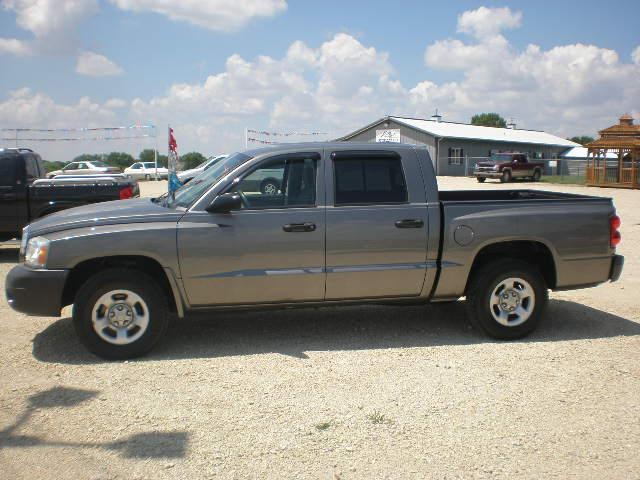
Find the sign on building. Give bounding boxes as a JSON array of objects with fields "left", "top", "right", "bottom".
[{"left": 375, "top": 129, "right": 401, "bottom": 143}]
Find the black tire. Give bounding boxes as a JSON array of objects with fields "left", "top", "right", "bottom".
[
  {"left": 260, "top": 178, "right": 280, "bottom": 195},
  {"left": 144, "top": 174, "right": 151, "bottom": 181},
  {"left": 532, "top": 169, "right": 541, "bottom": 181},
  {"left": 500, "top": 170, "right": 512, "bottom": 183},
  {"left": 72, "top": 268, "right": 169, "bottom": 360},
  {"left": 476, "top": 177, "right": 486, "bottom": 183},
  {"left": 465, "top": 259, "right": 548, "bottom": 340}
]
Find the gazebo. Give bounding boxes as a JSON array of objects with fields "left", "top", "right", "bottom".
[{"left": 586, "top": 114, "right": 640, "bottom": 188}]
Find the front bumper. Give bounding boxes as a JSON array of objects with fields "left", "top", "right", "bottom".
[
  {"left": 474, "top": 171, "right": 501, "bottom": 178},
  {"left": 5, "top": 265, "right": 69, "bottom": 317},
  {"left": 609, "top": 254, "right": 624, "bottom": 282}
]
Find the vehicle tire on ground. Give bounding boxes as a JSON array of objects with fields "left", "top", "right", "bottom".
[
  {"left": 72, "top": 268, "right": 169, "bottom": 360},
  {"left": 465, "top": 259, "right": 548, "bottom": 340},
  {"left": 144, "top": 174, "right": 151, "bottom": 181},
  {"left": 476, "top": 177, "right": 486, "bottom": 183},
  {"left": 532, "top": 169, "right": 542, "bottom": 181},
  {"left": 500, "top": 170, "right": 512, "bottom": 183},
  {"left": 260, "top": 178, "right": 280, "bottom": 195}
]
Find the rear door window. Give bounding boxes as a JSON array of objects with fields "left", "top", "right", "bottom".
[{"left": 333, "top": 156, "right": 407, "bottom": 205}]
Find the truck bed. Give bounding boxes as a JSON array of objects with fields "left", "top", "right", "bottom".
[{"left": 439, "top": 189, "right": 605, "bottom": 203}]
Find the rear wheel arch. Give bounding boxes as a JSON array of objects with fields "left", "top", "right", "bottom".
[
  {"left": 62, "top": 255, "right": 180, "bottom": 316},
  {"left": 465, "top": 240, "right": 557, "bottom": 293}
]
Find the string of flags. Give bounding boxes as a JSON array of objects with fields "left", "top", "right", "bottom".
[
  {"left": 0, "top": 125, "right": 155, "bottom": 133},
  {"left": 0, "top": 134, "right": 155, "bottom": 142},
  {"left": 247, "top": 129, "right": 327, "bottom": 137},
  {"left": 246, "top": 137, "right": 279, "bottom": 145}
]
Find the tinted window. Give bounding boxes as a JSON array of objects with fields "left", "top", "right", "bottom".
[
  {"left": 25, "top": 155, "right": 38, "bottom": 181},
  {"left": 334, "top": 157, "right": 407, "bottom": 205},
  {"left": 231, "top": 157, "right": 317, "bottom": 209},
  {"left": 0, "top": 157, "right": 17, "bottom": 186}
]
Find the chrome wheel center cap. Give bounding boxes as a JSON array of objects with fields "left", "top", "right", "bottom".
[
  {"left": 500, "top": 289, "right": 520, "bottom": 312},
  {"left": 108, "top": 303, "right": 134, "bottom": 328}
]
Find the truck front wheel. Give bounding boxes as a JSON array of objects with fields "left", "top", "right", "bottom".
[
  {"left": 476, "top": 177, "right": 486, "bottom": 183},
  {"left": 72, "top": 268, "right": 169, "bottom": 359},
  {"left": 500, "top": 170, "right": 512, "bottom": 183},
  {"left": 465, "top": 259, "right": 548, "bottom": 339}
]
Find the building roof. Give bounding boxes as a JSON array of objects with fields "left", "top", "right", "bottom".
[
  {"left": 561, "top": 146, "right": 617, "bottom": 159},
  {"left": 587, "top": 114, "right": 640, "bottom": 150},
  {"left": 341, "top": 115, "right": 580, "bottom": 148}
]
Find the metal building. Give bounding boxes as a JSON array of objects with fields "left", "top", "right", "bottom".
[{"left": 338, "top": 114, "right": 579, "bottom": 176}]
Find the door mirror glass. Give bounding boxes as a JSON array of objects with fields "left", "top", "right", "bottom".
[{"left": 206, "top": 193, "right": 242, "bottom": 213}]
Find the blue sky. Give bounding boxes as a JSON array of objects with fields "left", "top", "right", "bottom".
[{"left": 0, "top": 0, "right": 639, "bottom": 160}]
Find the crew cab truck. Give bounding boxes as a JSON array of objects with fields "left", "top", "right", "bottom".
[
  {"left": 6, "top": 143, "right": 624, "bottom": 359},
  {"left": 0, "top": 148, "right": 139, "bottom": 241},
  {"left": 474, "top": 152, "right": 545, "bottom": 183}
]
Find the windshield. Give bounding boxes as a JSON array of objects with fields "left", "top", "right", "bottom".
[
  {"left": 166, "top": 152, "right": 252, "bottom": 209},
  {"left": 489, "top": 154, "right": 513, "bottom": 162}
]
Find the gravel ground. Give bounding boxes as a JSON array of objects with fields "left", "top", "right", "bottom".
[{"left": 1, "top": 177, "right": 639, "bottom": 479}]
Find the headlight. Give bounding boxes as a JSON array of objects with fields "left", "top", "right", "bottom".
[{"left": 25, "top": 236, "right": 50, "bottom": 269}]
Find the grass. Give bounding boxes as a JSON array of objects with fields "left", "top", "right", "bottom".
[
  {"left": 367, "top": 410, "right": 393, "bottom": 425},
  {"left": 538, "top": 175, "right": 586, "bottom": 185},
  {"left": 314, "top": 420, "right": 333, "bottom": 431}
]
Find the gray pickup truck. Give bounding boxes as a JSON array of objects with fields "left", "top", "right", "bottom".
[{"left": 6, "top": 143, "right": 624, "bottom": 359}]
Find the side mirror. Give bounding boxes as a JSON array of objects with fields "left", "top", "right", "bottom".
[{"left": 206, "top": 193, "right": 242, "bottom": 213}]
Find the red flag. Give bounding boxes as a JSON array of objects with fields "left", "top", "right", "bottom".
[{"left": 169, "top": 127, "right": 178, "bottom": 153}]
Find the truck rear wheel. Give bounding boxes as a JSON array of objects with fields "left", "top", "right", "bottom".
[
  {"left": 533, "top": 169, "right": 541, "bottom": 181},
  {"left": 72, "top": 268, "right": 168, "bottom": 360},
  {"left": 465, "top": 259, "right": 547, "bottom": 339}
]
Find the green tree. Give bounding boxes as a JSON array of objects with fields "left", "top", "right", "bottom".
[
  {"left": 180, "top": 152, "right": 207, "bottom": 170},
  {"left": 43, "top": 161, "right": 66, "bottom": 173},
  {"left": 471, "top": 113, "right": 507, "bottom": 128},
  {"left": 568, "top": 136, "right": 594, "bottom": 145},
  {"left": 139, "top": 149, "right": 168, "bottom": 168},
  {"left": 72, "top": 153, "right": 102, "bottom": 163},
  {"left": 105, "top": 152, "right": 135, "bottom": 170}
]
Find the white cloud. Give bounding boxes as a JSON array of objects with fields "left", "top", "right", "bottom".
[
  {"left": 2, "top": 7, "right": 639, "bottom": 160},
  {"left": 0, "top": 0, "right": 99, "bottom": 54},
  {"left": 633, "top": 46, "right": 640, "bottom": 65},
  {"left": 76, "top": 51, "right": 124, "bottom": 77},
  {"left": 457, "top": 6, "right": 522, "bottom": 39},
  {"left": 109, "top": 0, "right": 287, "bottom": 31},
  {"left": 0, "top": 37, "right": 31, "bottom": 55}
]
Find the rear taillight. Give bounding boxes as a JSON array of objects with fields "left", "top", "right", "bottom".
[
  {"left": 610, "top": 215, "right": 621, "bottom": 248},
  {"left": 119, "top": 186, "right": 133, "bottom": 200}
]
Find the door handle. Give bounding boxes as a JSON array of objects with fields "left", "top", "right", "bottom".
[
  {"left": 395, "top": 219, "right": 424, "bottom": 229},
  {"left": 283, "top": 222, "right": 316, "bottom": 232}
]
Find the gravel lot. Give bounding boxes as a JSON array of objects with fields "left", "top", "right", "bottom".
[{"left": 1, "top": 177, "right": 639, "bottom": 479}]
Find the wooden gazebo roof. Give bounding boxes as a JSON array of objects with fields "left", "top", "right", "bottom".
[{"left": 587, "top": 114, "right": 640, "bottom": 150}]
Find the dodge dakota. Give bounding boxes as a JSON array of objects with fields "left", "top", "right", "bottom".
[{"left": 6, "top": 143, "right": 624, "bottom": 359}]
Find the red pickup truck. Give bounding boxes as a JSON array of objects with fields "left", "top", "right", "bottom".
[{"left": 474, "top": 153, "right": 544, "bottom": 183}]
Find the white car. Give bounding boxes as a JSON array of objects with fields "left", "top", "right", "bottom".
[
  {"left": 124, "top": 162, "right": 168, "bottom": 180},
  {"left": 47, "top": 160, "right": 121, "bottom": 178},
  {"left": 177, "top": 154, "right": 227, "bottom": 184}
]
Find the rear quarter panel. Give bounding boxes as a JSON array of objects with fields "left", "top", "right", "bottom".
[{"left": 433, "top": 198, "right": 615, "bottom": 299}]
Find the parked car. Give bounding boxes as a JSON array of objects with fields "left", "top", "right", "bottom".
[
  {"left": 474, "top": 153, "right": 544, "bottom": 183},
  {"left": 6, "top": 143, "right": 623, "bottom": 359},
  {"left": 0, "top": 148, "right": 139, "bottom": 241},
  {"left": 47, "top": 160, "right": 121, "bottom": 178},
  {"left": 177, "top": 154, "right": 227, "bottom": 184},
  {"left": 124, "top": 162, "right": 168, "bottom": 180}
]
